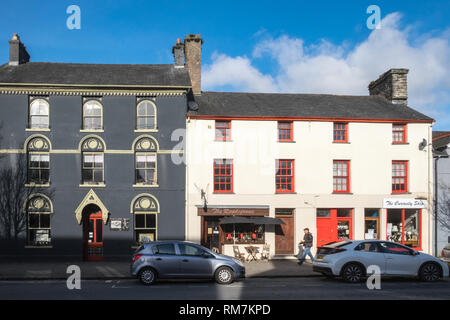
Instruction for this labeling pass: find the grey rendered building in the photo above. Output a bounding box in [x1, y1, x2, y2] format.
[433, 131, 450, 255]
[0, 34, 200, 260]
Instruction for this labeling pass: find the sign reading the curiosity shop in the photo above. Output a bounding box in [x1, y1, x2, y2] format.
[383, 198, 428, 209]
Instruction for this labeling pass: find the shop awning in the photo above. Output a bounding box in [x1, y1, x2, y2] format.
[220, 216, 285, 225]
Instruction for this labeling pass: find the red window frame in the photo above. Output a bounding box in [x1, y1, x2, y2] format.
[333, 160, 350, 193]
[392, 161, 408, 193]
[333, 122, 348, 142]
[278, 121, 293, 141]
[215, 120, 231, 141]
[386, 209, 422, 250]
[213, 159, 233, 193]
[275, 159, 295, 193]
[392, 124, 407, 143]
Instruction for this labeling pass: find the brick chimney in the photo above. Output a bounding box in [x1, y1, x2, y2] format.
[172, 38, 185, 68]
[184, 34, 203, 95]
[368, 68, 409, 105]
[9, 33, 30, 66]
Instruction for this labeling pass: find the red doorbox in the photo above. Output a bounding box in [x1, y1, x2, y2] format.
[316, 209, 353, 247]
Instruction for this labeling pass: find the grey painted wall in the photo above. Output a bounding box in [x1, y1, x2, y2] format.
[0, 93, 187, 259]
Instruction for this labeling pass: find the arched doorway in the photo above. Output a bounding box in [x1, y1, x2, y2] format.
[82, 204, 104, 261]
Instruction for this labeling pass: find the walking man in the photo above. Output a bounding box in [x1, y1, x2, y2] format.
[298, 228, 314, 265]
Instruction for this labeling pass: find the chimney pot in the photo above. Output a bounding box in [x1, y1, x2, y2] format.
[9, 33, 30, 66]
[184, 34, 203, 95]
[369, 68, 409, 105]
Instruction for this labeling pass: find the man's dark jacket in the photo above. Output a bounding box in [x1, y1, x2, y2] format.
[302, 233, 313, 248]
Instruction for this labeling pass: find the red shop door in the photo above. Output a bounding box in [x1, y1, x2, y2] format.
[83, 210, 104, 261]
[316, 209, 353, 247]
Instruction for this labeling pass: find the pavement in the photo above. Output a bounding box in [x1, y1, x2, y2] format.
[0, 259, 316, 280]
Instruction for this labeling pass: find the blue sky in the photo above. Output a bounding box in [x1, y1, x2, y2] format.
[1, 0, 449, 129]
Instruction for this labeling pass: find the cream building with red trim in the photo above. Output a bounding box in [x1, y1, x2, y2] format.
[185, 67, 435, 259]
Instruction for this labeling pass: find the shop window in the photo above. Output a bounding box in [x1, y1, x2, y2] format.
[392, 124, 407, 143]
[29, 98, 49, 129]
[337, 209, 351, 217]
[387, 209, 421, 249]
[364, 209, 380, 240]
[333, 122, 348, 142]
[278, 121, 293, 141]
[392, 161, 408, 193]
[276, 159, 294, 193]
[214, 159, 233, 193]
[136, 100, 157, 130]
[26, 136, 51, 185]
[215, 120, 231, 141]
[26, 195, 53, 246]
[333, 160, 350, 193]
[82, 100, 103, 130]
[132, 194, 159, 245]
[222, 224, 265, 244]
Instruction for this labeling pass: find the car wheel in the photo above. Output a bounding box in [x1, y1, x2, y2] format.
[215, 267, 234, 285]
[420, 263, 441, 282]
[342, 263, 364, 283]
[139, 268, 157, 285]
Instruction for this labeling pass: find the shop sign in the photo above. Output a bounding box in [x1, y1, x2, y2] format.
[198, 207, 269, 216]
[110, 218, 130, 231]
[382, 198, 428, 209]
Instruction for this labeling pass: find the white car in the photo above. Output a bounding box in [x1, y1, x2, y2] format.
[313, 240, 449, 283]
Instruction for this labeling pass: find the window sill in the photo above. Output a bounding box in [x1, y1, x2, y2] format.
[25, 183, 51, 187]
[26, 128, 51, 132]
[275, 192, 297, 194]
[332, 192, 353, 195]
[80, 129, 104, 133]
[391, 192, 411, 195]
[278, 140, 296, 143]
[333, 141, 350, 144]
[133, 184, 159, 188]
[134, 129, 158, 133]
[392, 142, 409, 145]
[214, 139, 233, 142]
[79, 183, 106, 188]
[25, 245, 53, 249]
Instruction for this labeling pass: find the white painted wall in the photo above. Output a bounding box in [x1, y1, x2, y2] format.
[186, 119, 434, 255]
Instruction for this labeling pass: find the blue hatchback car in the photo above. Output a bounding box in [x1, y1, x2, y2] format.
[131, 241, 246, 285]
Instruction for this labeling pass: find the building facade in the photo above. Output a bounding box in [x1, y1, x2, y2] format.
[0, 34, 195, 260]
[433, 131, 450, 255]
[186, 62, 435, 257]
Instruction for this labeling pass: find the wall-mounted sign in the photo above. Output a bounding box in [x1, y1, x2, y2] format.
[110, 218, 130, 231]
[383, 198, 428, 209]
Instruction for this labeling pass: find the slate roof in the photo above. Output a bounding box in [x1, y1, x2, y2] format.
[433, 131, 450, 151]
[0, 62, 191, 88]
[189, 91, 433, 122]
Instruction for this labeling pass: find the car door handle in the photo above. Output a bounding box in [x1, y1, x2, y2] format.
[182, 259, 189, 262]
[156, 258, 162, 261]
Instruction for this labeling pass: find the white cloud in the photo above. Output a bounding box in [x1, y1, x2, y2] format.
[202, 13, 450, 126]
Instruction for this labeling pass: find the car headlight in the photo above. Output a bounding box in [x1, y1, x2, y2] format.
[232, 258, 244, 267]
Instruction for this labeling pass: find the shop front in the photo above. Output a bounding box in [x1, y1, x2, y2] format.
[316, 208, 353, 247]
[383, 198, 427, 250]
[198, 206, 270, 257]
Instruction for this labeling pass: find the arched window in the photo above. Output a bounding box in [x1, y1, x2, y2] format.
[136, 100, 156, 130]
[26, 136, 50, 185]
[29, 99, 49, 129]
[131, 194, 159, 244]
[26, 195, 53, 246]
[80, 136, 105, 185]
[83, 100, 103, 130]
[134, 136, 158, 186]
